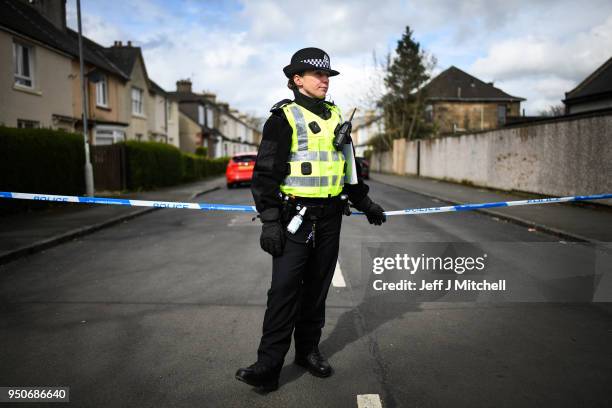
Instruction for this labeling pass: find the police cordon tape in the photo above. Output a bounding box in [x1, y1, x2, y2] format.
[1, 191, 612, 216]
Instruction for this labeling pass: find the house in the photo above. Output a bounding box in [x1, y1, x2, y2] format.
[170, 79, 259, 157]
[170, 79, 218, 155]
[563, 56, 612, 114]
[422, 66, 525, 135]
[0, 0, 128, 137]
[351, 110, 383, 157]
[218, 104, 259, 157]
[149, 80, 179, 148]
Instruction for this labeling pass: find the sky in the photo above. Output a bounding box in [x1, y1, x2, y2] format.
[66, 0, 612, 119]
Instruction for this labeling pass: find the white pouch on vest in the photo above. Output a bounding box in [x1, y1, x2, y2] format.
[343, 140, 358, 185]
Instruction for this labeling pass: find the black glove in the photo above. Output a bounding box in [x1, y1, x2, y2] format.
[259, 208, 285, 256]
[353, 196, 386, 226]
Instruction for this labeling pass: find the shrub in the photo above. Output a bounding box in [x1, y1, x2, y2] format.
[0, 126, 86, 214]
[120, 140, 183, 190]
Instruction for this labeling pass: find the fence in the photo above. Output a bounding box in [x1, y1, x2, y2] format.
[91, 144, 126, 191]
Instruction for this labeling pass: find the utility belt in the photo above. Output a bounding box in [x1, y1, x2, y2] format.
[279, 193, 350, 247]
[280, 193, 349, 222]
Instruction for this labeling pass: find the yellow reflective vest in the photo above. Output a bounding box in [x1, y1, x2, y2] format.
[280, 102, 346, 198]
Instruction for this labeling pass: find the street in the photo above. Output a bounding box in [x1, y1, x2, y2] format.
[1, 180, 611, 408]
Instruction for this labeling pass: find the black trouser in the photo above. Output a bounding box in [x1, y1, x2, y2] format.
[257, 210, 343, 367]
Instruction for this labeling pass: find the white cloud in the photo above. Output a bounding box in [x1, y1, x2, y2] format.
[66, 0, 612, 117]
[469, 14, 612, 113]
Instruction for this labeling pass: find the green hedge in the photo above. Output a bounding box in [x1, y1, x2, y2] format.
[121, 141, 228, 189]
[121, 140, 183, 189]
[0, 126, 86, 194]
[0, 126, 86, 214]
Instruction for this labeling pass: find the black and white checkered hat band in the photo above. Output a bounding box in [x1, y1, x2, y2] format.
[301, 58, 331, 69]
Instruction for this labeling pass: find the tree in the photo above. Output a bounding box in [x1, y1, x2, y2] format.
[539, 104, 565, 117]
[377, 26, 435, 147]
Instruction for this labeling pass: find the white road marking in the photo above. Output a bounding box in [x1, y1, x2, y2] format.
[357, 394, 383, 408]
[332, 260, 346, 287]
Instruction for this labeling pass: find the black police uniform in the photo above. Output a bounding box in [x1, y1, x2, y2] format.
[252, 90, 371, 368]
[236, 47, 385, 392]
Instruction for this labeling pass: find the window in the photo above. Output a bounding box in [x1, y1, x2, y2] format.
[424, 104, 433, 123]
[497, 105, 507, 126]
[206, 106, 214, 128]
[17, 119, 40, 128]
[95, 127, 125, 145]
[13, 42, 34, 88]
[96, 75, 108, 107]
[198, 105, 204, 125]
[132, 87, 143, 115]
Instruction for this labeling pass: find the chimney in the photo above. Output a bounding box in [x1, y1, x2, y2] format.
[176, 79, 192, 93]
[127, 41, 132, 47]
[202, 92, 216, 103]
[488, 82, 494, 86]
[112, 40, 123, 47]
[25, 0, 67, 31]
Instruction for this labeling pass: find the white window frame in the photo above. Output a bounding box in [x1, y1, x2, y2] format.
[17, 119, 40, 129]
[198, 105, 205, 125]
[132, 87, 144, 115]
[13, 41, 34, 88]
[94, 126, 125, 145]
[96, 75, 108, 107]
[206, 106, 214, 128]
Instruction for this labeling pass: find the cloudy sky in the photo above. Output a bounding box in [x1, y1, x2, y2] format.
[67, 0, 612, 118]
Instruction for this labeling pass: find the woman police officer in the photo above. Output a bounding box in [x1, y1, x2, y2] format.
[235, 47, 386, 392]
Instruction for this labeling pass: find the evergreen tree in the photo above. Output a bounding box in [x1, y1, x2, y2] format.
[378, 26, 435, 145]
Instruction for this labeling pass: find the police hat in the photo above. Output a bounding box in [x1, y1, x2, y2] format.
[283, 47, 340, 78]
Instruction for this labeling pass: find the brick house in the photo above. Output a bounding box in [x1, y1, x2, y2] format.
[423, 66, 525, 135]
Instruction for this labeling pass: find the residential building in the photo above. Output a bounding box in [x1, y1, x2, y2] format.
[170, 80, 258, 157]
[352, 110, 383, 157]
[563, 56, 612, 114]
[178, 110, 202, 154]
[422, 66, 525, 135]
[0, 0, 128, 136]
[148, 80, 179, 148]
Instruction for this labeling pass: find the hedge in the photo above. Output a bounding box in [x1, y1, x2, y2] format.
[0, 126, 86, 194]
[120, 141, 228, 189]
[0, 129, 229, 214]
[0, 126, 86, 214]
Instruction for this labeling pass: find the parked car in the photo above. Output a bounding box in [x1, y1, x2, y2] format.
[355, 157, 370, 179]
[226, 152, 257, 188]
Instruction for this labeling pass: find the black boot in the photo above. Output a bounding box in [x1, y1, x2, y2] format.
[294, 347, 333, 378]
[235, 361, 281, 392]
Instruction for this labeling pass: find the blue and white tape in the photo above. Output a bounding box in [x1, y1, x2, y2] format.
[1, 191, 611, 216]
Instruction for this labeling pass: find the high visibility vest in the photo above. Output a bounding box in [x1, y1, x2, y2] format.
[280, 102, 346, 198]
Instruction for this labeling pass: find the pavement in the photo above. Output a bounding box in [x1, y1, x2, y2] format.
[371, 172, 612, 243]
[0, 177, 226, 264]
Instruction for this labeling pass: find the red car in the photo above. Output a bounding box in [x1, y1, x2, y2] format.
[226, 152, 257, 188]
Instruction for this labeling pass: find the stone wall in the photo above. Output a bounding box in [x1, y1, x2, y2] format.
[373, 111, 612, 206]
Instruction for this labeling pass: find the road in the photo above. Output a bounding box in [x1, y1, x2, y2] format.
[1, 180, 611, 407]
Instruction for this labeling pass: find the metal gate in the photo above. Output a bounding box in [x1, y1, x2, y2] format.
[91, 144, 126, 191]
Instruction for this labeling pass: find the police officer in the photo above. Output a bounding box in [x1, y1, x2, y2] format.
[235, 47, 386, 392]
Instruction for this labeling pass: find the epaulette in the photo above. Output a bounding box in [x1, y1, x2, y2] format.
[270, 99, 292, 113]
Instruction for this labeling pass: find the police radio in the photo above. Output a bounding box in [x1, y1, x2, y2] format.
[332, 108, 357, 151]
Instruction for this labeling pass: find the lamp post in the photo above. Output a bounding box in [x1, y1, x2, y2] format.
[76, 0, 95, 196]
